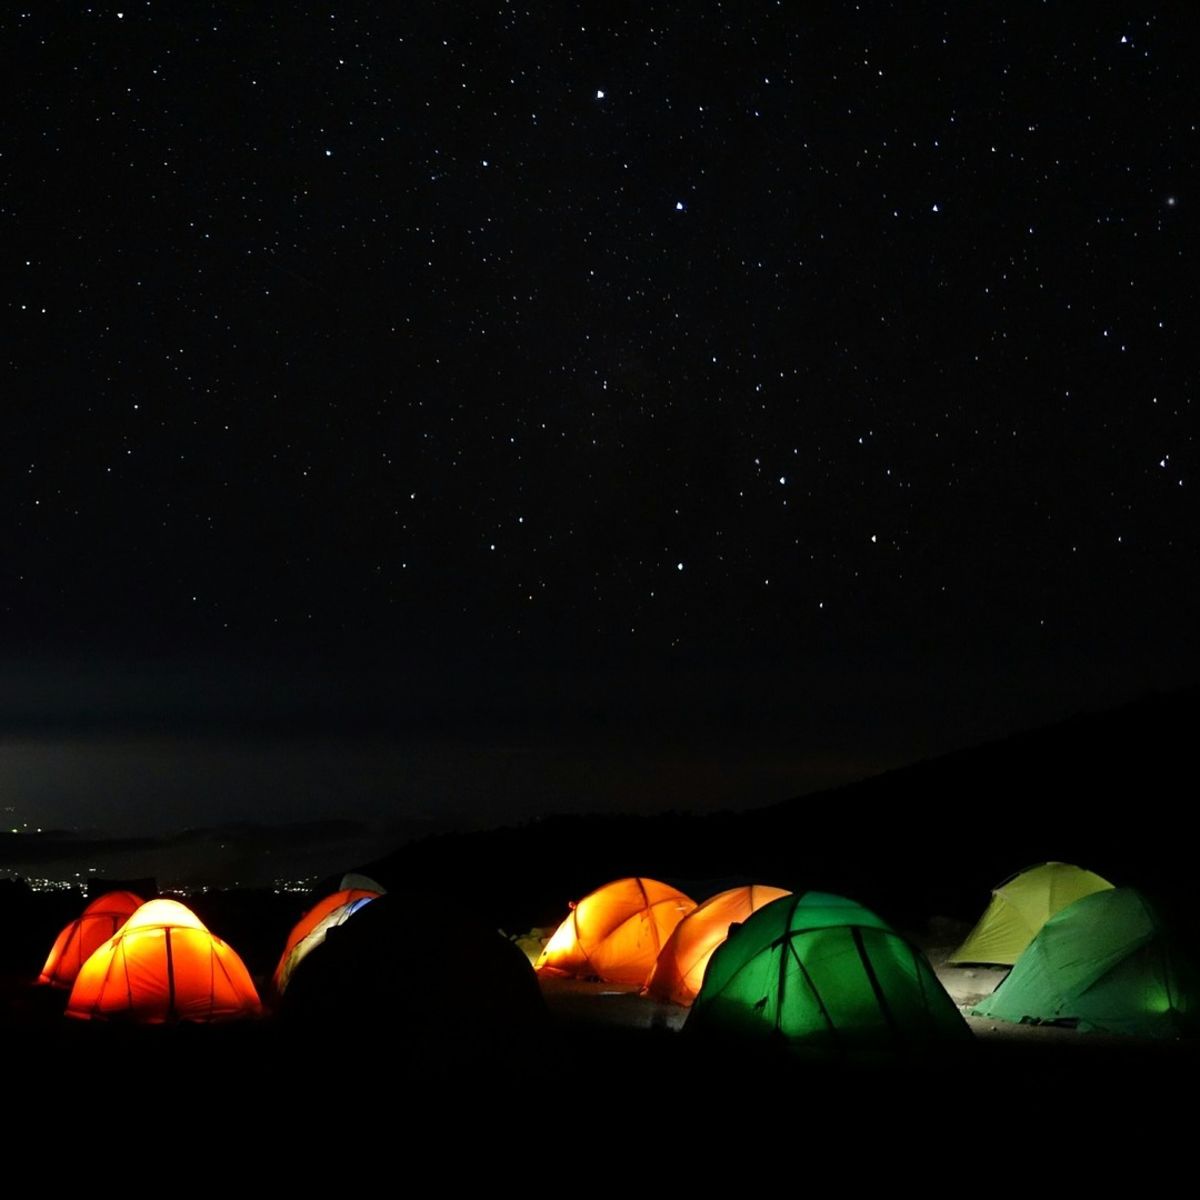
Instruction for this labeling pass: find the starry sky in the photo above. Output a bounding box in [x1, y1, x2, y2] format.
[4, 5, 1197, 830]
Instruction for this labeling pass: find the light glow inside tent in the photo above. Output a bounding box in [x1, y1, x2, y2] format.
[949, 862, 1113, 966]
[643, 884, 791, 1006]
[38, 890, 144, 989]
[536, 877, 696, 987]
[66, 898, 261, 1023]
[687, 891, 971, 1051]
[971, 887, 1200, 1037]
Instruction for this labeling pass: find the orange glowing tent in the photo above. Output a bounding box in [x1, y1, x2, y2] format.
[66, 898, 261, 1023]
[38, 890, 145, 989]
[535, 877, 697, 986]
[272, 886, 381, 997]
[643, 883, 791, 1006]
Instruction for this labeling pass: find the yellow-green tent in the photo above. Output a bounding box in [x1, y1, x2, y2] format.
[948, 862, 1113, 966]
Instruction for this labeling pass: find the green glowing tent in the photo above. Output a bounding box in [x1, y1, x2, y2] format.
[972, 887, 1200, 1038]
[948, 862, 1114, 966]
[686, 891, 970, 1051]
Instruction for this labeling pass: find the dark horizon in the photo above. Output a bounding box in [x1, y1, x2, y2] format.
[3, 680, 1195, 894]
[1, 648, 1192, 838]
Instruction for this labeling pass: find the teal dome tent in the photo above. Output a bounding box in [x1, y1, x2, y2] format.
[686, 891, 969, 1052]
[972, 887, 1200, 1038]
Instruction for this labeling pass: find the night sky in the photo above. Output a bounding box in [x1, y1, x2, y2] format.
[4, 5, 1197, 833]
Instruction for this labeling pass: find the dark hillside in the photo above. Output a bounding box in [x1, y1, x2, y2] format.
[364, 688, 1198, 933]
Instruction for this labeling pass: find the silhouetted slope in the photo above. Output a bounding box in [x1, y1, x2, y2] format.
[363, 687, 1199, 932]
[749, 685, 1197, 923]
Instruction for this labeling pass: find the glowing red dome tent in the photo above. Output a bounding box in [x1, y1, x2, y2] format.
[38, 890, 145, 989]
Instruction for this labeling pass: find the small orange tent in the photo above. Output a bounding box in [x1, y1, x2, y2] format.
[535, 877, 696, 986]
[643, 883, 791, 1006]
[66, 898, 261, 1023]
[38, 890, 145, 989]
[272, 886, 381, 997]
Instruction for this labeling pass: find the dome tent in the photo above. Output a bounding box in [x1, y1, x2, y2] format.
[686, 891, 970, 1052]
[38, 890, 144, 989]
[272, 886, 381, 998]
[972, 887, 1200, 1037]
[280, 893, 546, 1037]
[66, 898, 261, 1023]
[339, 872, 386, 893]
[949, 862, 1113, 965]
[535, 877, 696, 987]
[643, 884, 790, 1006]
[511, 927, 554, 966]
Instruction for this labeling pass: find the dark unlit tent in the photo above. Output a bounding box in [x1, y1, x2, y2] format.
[280, 893, 547, 1036]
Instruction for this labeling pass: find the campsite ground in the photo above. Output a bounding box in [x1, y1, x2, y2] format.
[531, 952, 1157, 1047]
[4, 891, 1198, 1176]
[525, 925, 1082, 1039]
[4, 964, 1198, 1178]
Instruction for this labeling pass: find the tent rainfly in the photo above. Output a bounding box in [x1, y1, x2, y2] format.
[949, 862, 1114, 966]
[686, 891, 970, 1052]
[66, 898, 261, 1023]
[535, 877, 696, 987]
[643, 884, 791, 1006]
[38, 890, 145, 989]
[279, 894, 547, 1034]
[972, 887, 1200, 1038]
[272, 887, 381, 997]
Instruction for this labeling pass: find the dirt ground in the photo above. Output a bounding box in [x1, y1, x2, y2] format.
[4, 958, 1198, 1180]
[537, 937, 1197, 1056]
[5, 906, 1198, 1179]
